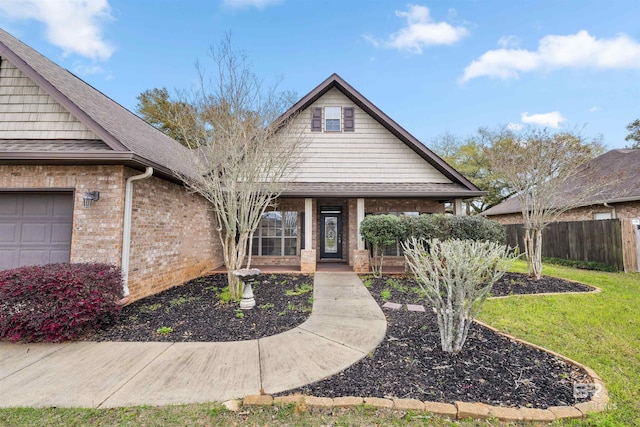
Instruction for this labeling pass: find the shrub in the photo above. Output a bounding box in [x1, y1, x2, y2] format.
[542, 257, 618, 272]
[403, 238, 514, 353]
[0, 263, 123, 343]
[409, 214, 505, 244]
[360, 214, 402, 277]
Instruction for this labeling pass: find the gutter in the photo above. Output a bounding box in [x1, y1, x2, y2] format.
[121, 167, 153, 298]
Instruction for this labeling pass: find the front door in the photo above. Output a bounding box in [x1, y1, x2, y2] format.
[320, 208, 342, 259]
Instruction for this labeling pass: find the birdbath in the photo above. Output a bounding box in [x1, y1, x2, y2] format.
[233, 268, 261, 310]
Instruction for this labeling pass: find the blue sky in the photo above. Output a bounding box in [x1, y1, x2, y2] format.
[1, 0, 639, 149]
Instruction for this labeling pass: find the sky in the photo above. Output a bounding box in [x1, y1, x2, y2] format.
[1, 0, 639, 149]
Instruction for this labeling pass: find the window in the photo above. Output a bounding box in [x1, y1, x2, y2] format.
[325, 106, 341, 131]
[593, 211, 612, 220]
[251, 211, 298, 256]
[310, 106, 355, 132]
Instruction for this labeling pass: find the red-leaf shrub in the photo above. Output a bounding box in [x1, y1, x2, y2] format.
[0, 263, 123, 342]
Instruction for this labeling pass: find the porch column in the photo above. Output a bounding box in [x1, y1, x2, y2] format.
[357, 198, 365, 250]
[305, 198, 313, 249]
[353, 197, 370, 273]
[453, 199, 466, 216]
[300, 198, 316, 273]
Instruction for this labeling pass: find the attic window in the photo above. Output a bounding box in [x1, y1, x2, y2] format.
[325, 106, 341, 131]
[311, 106, 355, 132]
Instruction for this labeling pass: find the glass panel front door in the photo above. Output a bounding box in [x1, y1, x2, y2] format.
[320, 210, 342, 259]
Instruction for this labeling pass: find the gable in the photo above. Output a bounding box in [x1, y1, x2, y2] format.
[292, 88, 451, 184]
[0, 59, 99, 140]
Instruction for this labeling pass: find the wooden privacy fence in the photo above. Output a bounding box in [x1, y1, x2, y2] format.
[504, 219, 640, 272]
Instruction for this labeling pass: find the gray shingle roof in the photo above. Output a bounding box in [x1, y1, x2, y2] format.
[0, 140, 111, 151]
[0, 28, 193, 179]
[482, 149, 640, 216]
[281, 182, 485, 197]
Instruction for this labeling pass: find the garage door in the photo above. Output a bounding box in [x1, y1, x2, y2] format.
[0, 192, 74, 271]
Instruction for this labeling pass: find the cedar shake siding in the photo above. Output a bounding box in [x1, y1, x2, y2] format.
[0, 61, 98, 140]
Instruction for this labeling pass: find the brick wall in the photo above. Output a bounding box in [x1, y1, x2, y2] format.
[126, 168, 224, 301]
[0, 164, 126, 265]
[488, 201, 640, 225]
[0, 164, 226, 302]
[364, 198, 445, 215]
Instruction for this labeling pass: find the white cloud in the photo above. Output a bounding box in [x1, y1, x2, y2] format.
[521, 111, 566, 128]
[462, 30, 640, 82]
[0, 0, 114, 61]
[507, 122, 523, 131]
[366, 4, 468, 54]
[497, 35, 520, 48]
[223, 0, 282, 9]
[589, 105, 600, 113]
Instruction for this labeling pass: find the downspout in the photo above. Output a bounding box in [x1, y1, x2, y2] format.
[604, 202, 616, 219]
[121, 167, 153, 297]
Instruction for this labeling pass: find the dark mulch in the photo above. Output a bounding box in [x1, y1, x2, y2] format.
[282, 274, 595, 408]
[85, 273, 313, 342]
[491, 272, 595, 296]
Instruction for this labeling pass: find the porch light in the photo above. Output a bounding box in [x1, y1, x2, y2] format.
[82, 190, 100, 208]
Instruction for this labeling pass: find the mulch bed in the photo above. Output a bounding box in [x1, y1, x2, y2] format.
[88, 270, 596, 408]
[86, 273, 313, 342]
[491, 272, 594, 296]
[281, 273, 595, 408]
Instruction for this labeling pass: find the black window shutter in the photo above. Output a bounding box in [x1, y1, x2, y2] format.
[311, 107, 322, 131]
[343, 107, 355, 132]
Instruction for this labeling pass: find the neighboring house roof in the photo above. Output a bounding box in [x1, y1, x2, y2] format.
[482, 149, 640, 216]
[0, 28, 192, 181]
[278, 73, 485, 198]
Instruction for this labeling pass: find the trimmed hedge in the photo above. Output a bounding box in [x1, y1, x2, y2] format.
[542, 257, 618, 272]
[360, 213, 506, 248]
[0, 263, 123, 343]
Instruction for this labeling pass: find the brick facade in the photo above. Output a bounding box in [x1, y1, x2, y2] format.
[0, 164, 225, 302]
[126, 168, 224, 301]
[488, 201, 640, 225]
[0, 164, 126, 266]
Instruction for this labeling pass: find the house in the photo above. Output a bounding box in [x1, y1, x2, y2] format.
[482, 149, 640, 224]
[0, 29, 483, 301]
[482, 149, 640, 271]
[0, 28, 223, 301]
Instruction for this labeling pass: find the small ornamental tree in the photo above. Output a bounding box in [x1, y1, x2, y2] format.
[403, 238, 514, 353]
[359, 214, 401, 277]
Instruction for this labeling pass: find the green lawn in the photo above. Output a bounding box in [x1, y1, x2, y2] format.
[1, 260, 638, 426]
[479, 260, 640, 426]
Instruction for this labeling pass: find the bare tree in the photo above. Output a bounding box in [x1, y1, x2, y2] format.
[168, 35, 307, 299]
[485, 127, 604, 279]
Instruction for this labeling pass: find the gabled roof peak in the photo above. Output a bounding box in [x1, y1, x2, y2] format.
[282, 73, 481, 192]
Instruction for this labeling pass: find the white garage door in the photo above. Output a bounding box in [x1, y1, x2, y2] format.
[0, 192, 74, 271]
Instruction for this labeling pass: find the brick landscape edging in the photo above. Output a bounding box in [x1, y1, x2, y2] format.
[235, 324, 609, 422]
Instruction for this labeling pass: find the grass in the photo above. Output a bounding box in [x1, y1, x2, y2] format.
[1, 261, 638, 426]
[0, 404, 493, 426]
[479, 260, 640, 426]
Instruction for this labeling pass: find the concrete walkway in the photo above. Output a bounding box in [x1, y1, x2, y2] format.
[0, 272, 386, 408]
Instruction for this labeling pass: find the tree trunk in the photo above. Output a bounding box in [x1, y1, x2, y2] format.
[523, 227, 543, 279]
[531, 228, 543, 279]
